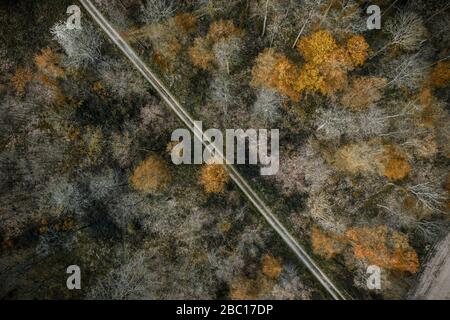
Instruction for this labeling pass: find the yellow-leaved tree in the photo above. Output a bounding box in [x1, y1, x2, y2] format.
[346, 35, 370, 67]
[296, 30, 369, 97]
[199, 161, 229, 193]
[251, 30, 370, 100]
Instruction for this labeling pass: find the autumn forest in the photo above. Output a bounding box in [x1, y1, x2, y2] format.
[0, 0, 449, 300]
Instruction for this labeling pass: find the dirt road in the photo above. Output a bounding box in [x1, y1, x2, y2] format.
[412, 232, 450, 300]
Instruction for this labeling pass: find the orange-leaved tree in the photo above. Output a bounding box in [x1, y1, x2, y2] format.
[34, 48, 65, 78]
[206, 19, 243, 43]
[31, 48, 67, 105]
[189, 19, 243, 70]
[426, 60, 450, 89]
[311, 225, 420, 273]
[229, 274, 272, 300]
[376, 145, 411, 181]
[251, 48, 302, 101]
[311, 227, 345, 259]
[11, 68, 32, 95]
[261, 254, 283, 279]
[129, 155, 172, 193]
[340, 76, 387, 111]
[189, 37, 215, 70]
[174, 12, 197, 33]
[345, 225, 419, 273]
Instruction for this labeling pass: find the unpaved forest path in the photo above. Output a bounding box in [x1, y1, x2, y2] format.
[412, 232, 450, 300]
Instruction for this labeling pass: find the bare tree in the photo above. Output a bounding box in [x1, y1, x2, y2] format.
[250, 0, 291, 46]
[407, 182, 447, 214]
[385, 11, 428, 52]
[274, 140, 333, 195]
[88, 168, 120, 201]
[315, 104, 389, 143]
[88, 251, 156, 300]
[320, 0, 366, 37]
[266, 264, 312, 300]
[212, 37, 243, 74]
[209, 74, 240, 117]
[111, 130, 134, 168]
[175, 208, 212, 252]
[291, 0, 327, 48]
[377, 192, 446, 244]
[195, 0, 242, 18]
[236, 224, 269, 258]
[93, 0, 130, 31]
[139, 198, 185, 237]
[105, 192, 145, 231]
[99, 59, 147, 98]
[0, 47, 13, 75]
[45, 177, 86, 216]
[51, 21, 103, 68]
[306, 192, 347, 234]
[383, 52, 428, 89]
[140, 0, 176, 24]
[208, 249, 245, 283]
[252, 88, 282, 124]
